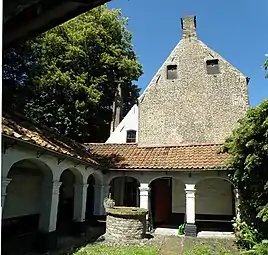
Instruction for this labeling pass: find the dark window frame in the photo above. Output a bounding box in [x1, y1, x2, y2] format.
[167, 65, 178, 80]
[126, 130, 136, 143]
[206, 59, 220, 74]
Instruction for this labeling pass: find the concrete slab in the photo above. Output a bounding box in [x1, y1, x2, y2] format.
[154, 228, 234, 239]
[154, 228, 183, 236]
[197, 231, 235, 238]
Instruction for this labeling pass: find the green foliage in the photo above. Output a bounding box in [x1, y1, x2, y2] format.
[232, 218, 259, 250]
[241, 242, 268, 255]
[3, 5, 142, 142]
[222, 99, 268, 238]
[71, 244, 157, 255]
[257, 202, 268, 222]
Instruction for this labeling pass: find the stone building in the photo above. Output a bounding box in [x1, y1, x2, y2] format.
[1, 15, 249, 253]
[103, 15, 249, 236]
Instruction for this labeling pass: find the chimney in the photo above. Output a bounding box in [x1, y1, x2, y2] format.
[181, 15, 197, 39]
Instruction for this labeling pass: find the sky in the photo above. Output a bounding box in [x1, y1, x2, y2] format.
[108, 0, 268, 106]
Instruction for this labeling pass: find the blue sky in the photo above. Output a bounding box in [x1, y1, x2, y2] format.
[108, 0, 268, 106]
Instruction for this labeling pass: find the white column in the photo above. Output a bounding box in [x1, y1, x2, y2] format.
[184, 183, 197, 236]
[93, 185, 102, 215]
[185, 184, 196, 224]
[39, 180, 62, 232]
[73, 183, 88, 222]
[1, 178, 12, 208]
[139, 183, 150, 211]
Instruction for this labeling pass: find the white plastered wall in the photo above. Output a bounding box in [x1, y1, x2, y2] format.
[196, 178, 233, 215]
[104, 170, 234, 217]
[106, 104, 138, 144]
[3, 172, 43, 219]
[1, 143, 104, 228]
[172, 179, 185, 213]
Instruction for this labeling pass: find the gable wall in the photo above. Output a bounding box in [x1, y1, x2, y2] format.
[138, 38, 249, 147]
[106, 104, 138, 144]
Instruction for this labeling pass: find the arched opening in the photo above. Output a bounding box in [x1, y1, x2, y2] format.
[110, 176, 140, 207]
[2, 159, 53, 253]
[85, 175, 95, 223]
[149, 177, 185, 229]
[56, 168, 82, 235]
[195, 178, 235, 232]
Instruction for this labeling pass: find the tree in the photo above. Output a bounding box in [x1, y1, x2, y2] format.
[3, 5, 142, 142]
[222, 99, 268, 237]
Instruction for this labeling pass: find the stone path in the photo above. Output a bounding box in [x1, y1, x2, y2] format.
[158, 236, 184, 255]
[157, 235, 238, 255]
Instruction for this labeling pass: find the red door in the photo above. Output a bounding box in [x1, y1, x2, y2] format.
[153, 178, 172, 224]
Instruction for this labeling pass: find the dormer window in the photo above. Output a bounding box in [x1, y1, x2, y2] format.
[126, 130, 136, 143]
[206, 59, 220, 74]
[167, 65, 178, 80]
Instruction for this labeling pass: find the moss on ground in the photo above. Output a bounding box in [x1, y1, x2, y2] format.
[182, 237, 240, 255]
[71, 244, 157, 255]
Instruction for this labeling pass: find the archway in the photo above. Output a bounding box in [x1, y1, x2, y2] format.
[110, 176, 140, 207]
[149, 177, 185, 228]
[195, 178, 235, 232]
[85, 175, 95, 223]
[56, 168, 82, 235]
[2, 159, 53, 253]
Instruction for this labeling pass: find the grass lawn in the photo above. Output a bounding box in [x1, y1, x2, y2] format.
[54, 237, 239, 255]
[71, 244, 158, 255]
[182, 238, 240, 255]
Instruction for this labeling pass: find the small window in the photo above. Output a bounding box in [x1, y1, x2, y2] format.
[206, 59, 220, 74]
[126, 130, 136, 143]
[167, 65, 178, 80]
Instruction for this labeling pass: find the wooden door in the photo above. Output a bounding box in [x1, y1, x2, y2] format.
[153, 178, 172, 225]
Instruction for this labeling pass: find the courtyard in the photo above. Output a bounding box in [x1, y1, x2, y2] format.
[42, 236, 239, 255]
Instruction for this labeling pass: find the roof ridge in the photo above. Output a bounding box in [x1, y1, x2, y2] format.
[88, 142, 223, 148]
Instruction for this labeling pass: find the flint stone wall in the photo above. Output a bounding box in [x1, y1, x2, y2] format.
[105, 207, 147, 241]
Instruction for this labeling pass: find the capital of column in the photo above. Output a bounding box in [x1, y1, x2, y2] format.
[2, 178, 12, 196]
[139, 186, 150, 195]
[185, 184, 195, 191]
[2, 178, 12, 188]
[74, 183, 89, 189]
[52, 181, 62, 195]
[185, 184, 196, 197]
[102, 184, 111, 191]
[93, 184, 103, 189]
[44, 180, 62, 195]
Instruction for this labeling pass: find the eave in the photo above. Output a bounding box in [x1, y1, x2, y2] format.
[4, 0, 110, 48]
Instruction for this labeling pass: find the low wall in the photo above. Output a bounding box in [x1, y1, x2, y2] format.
[105, 207, 147, 241]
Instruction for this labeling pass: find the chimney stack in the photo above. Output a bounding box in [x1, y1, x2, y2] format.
[181, 15, 197, 39]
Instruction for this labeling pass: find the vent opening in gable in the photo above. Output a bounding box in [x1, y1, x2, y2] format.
[167, 65, 178, 80]
[206, 59, 220, 74]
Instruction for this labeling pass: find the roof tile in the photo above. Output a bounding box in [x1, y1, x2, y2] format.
[87, 143, 230, 170]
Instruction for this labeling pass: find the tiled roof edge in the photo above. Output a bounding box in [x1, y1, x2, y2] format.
[86, 142, 224, 148]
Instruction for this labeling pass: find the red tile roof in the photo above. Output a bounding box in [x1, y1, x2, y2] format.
[2, 113, 230, 171]
[87, 143, 230, 170]
[2, 113, 99, 166]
